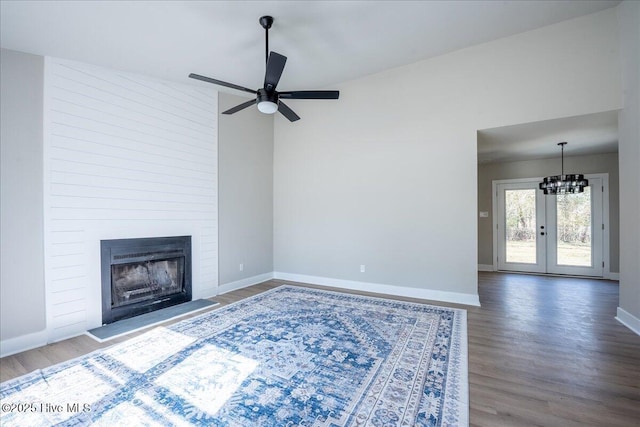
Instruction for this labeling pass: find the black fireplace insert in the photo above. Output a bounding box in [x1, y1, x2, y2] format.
[100, 236, 192, 324]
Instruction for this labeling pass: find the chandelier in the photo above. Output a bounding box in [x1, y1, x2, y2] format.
[539, 142, 589, 195]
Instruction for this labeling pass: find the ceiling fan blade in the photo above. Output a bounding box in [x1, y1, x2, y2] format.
[264, 52, 287, 91]
[189, 73, 256, 95]
[277, 101, 300, 122]
[222, 99, 257, 115]
[279, 90, 340, 99]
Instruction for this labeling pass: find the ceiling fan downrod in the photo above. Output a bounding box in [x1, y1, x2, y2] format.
[259, 15, 274, 65]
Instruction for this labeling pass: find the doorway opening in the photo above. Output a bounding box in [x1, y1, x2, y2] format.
[493, 176, 607, 277]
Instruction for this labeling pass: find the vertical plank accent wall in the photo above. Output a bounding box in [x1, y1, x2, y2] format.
[43, 58, 218, 341]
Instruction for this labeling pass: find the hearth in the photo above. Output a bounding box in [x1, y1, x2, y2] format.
[100, 236, 192, 324]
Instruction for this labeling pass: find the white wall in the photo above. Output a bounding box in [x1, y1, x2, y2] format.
[616, 0, 640, 333]
[273, 9, 621, 305]
[218, 92, 274, 291]
[1, 49, 46, 342]
[42, 58, 218, 342]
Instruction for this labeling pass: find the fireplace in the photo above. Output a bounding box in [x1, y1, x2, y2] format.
[100, 236, 192, 324]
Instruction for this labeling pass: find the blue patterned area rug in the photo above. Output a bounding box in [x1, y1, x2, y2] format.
[0, 286, 468, 426]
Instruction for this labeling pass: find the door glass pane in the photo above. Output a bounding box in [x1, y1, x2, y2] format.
[505, 189, 537, 264]
[556, 187, 592, 266]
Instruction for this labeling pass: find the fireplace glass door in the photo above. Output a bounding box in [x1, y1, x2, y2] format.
[111, 257, 184, 308]
[101, 235, 192, 324]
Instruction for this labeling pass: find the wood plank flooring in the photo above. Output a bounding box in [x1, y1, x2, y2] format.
[1, 272, 639, 426]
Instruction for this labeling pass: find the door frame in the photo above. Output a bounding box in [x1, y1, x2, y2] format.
[491, 174, 611, 278]
[546, 177, 603, 276]
[495, 181, 546, 273]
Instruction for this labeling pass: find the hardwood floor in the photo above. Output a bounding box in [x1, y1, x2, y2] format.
[468, 273, 639, 426]
[1, 272, 639, 426]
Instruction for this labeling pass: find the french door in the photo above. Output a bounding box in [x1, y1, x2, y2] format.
[495, 177, 603, 277]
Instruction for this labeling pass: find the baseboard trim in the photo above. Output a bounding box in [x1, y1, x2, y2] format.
[218, 272, 275, 295]
[0, 329, 48, 358]
[1, 271, 481, 357]
[607, 272, 620, 281]
[478, 264, 494, 272]
[273, 272, 480, 307]
[616, 307, 640, 336]
[195, 286, 218, 301]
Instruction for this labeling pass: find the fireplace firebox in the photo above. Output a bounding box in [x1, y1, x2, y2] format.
[100, 236, 192, 324]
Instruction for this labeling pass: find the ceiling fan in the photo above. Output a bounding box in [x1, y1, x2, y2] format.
[189, 16, 339, 122]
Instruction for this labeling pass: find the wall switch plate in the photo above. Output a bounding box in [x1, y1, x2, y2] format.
[239, 263, 244, 272]
[360, 265, 366, 273]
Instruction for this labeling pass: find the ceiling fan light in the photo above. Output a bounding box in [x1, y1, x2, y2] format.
[257, 100, 278, 114]
[257, 88, 278, 114]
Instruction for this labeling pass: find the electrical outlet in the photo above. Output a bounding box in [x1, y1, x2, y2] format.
[360, 265, 366, 273]
[239, 263, 244, 272]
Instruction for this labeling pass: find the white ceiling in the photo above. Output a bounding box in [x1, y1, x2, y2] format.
[1, 0, 620, 91]
[477, 111, 619, 164]
[1, 1, 621, 162]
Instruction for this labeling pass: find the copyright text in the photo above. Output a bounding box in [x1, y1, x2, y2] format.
[1, 402, 91, 413]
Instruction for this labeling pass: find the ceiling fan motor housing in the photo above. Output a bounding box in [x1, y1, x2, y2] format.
[257, 88, 278, 114]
